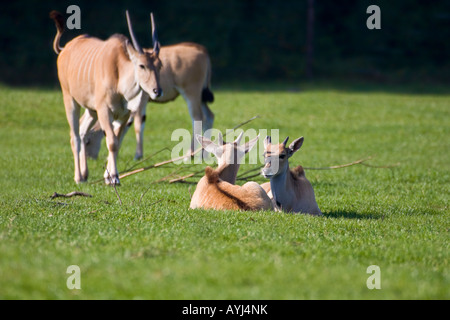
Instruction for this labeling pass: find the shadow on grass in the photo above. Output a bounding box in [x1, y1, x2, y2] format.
[323, 210, 382, 220]
[215, 78, 450, 95]
[3, 78, 450, 96]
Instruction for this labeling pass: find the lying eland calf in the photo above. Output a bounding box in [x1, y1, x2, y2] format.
[261, 136, 322, 216]
[190, 133, 273, 211]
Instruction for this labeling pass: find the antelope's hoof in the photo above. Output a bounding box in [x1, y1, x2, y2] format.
[74, 177, 88, 184]
[105, 175, 120, 186]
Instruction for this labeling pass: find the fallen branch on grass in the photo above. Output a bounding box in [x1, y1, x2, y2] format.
[230, 115, 260, 130]
[303, 156, 374, 170]
[50, 191, 92, 199]
[170, 156, 401, 184]
[122, 147, 171, 173]
[118, 147, 202, 181]
[304, 156, 400, 170]
[105, 167, 123, 205]
[117, 114, 261, 181]
[168, 168, 206, 184]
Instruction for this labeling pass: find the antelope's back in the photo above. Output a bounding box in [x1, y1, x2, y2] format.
[56, 35, 126, 108]
[159, 43, 210, 85]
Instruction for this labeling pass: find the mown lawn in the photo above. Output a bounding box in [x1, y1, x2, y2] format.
[0, 83, 448, 299]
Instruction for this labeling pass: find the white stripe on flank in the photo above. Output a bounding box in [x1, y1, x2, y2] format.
[80, 46, 96, 83]
[92, 43, 106, 85]
[76, 47, 84, 84]
[76, 46, 85, 84]
[83, 46, 95, 82]
[87, 45, 100, 84]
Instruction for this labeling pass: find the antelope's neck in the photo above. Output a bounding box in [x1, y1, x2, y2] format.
[216, 163, 240, 184]
[269, 166, 291, 205]
[118, 58, 141, 101]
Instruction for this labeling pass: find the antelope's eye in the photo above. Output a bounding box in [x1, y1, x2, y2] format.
[139, 64, 145, 69]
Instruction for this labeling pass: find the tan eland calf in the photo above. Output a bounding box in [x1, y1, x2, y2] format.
[190, 133, 273, 211]
[261, 136, 322, 216]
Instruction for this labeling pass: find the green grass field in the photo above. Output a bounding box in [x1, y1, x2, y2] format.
[0, 83, 448, 299]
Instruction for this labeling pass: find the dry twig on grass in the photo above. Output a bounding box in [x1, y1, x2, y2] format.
[122, 147, 171, 173]
[116, 114, 261, 181]
[168, 168, 206, 184]
[105, 167, 123, 205]
[50, 191, 93, 199]
[304, 156, 400, 170]
[172, 156, 401, 184]
[303, 156, 374, 170]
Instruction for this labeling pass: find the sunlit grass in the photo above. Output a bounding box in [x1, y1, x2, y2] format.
[0, 84, 448, 299]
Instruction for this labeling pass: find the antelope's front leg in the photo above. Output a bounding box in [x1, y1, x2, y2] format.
[107, 113, 131, 185]
[97, 107, 121, 185]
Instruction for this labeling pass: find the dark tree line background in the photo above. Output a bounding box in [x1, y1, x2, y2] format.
[0, 0, 449, 86]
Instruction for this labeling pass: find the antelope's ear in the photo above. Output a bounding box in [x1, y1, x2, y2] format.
[234, 131, 244, 145]
[217, 132, 224, 145]
[264, 136, 271, 149]
[125, 40, 138, 62]
[288, 136, 304, 156]
[196, 134, 220, 156]
[243, 134, 259, 154]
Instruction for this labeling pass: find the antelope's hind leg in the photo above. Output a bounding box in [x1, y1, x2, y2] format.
[201, 102, 214, 135]
[79, 109, 98, 181]
[131, 97, 148, 160]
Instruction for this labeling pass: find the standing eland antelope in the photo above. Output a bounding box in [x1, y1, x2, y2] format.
[261, 136, 322, 216]
[81, 41, 214, 161]
[190, 133, 273, 211]
[50, 10, 162, 185]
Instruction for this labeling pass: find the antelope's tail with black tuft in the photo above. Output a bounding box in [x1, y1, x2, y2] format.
[202, 87, 214, 103]
[49, 10, 65, 54]
[201, 56, 214, 103]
